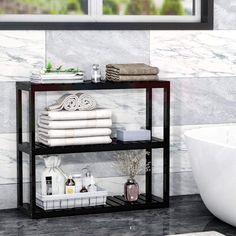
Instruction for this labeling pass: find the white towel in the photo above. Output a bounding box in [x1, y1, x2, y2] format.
[38, 135, 112, 147]
[47, 93, 96, 111]
[38, 128, 112, 138]
[47, 93, 79, 111]
[38, 119, 112, 129]
[76, 93, 96, 111]
[39, 109, 112, 121]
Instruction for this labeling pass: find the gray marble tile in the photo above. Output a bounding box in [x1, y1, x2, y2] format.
[0, 184, 17, 209]
[46, 31, 150, 78]
[153, 77, 236, 126]
[214, 0, 236, 30]
[0, 82, 47, 133]
[0, 31, 45, 81]
[2, 195, 236, 236]
[150, 31, 236, 79]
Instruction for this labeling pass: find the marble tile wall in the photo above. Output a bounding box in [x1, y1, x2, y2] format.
[0, 31, 45, 82]
[46, 31, 150, 78]
[0, 0, 236, 209]
[150, 31, 236, 79]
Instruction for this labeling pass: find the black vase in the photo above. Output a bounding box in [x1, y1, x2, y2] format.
[124, 178, 139, 202]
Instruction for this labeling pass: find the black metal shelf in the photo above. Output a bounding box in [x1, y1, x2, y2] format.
[18, 137, 165, 155]
[16, 80, 170, 92]
[20, 194, 166, 219]
[16, 80, 170, 219]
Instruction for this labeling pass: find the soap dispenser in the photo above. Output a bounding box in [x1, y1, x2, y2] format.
[88, 176, 97, 192]
[81, 167, 92, 189]
[84, 170, 91, 189]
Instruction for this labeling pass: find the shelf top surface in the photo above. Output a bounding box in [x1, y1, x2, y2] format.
[19, 137, 165, 155]
[16, 80, 170, 91]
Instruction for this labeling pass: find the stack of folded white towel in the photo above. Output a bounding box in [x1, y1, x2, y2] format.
[37, 93, 112, 147]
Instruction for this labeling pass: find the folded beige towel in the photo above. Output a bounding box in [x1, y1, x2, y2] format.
[106, 74, 159, 82]
[40, 109, 112, 121]
[38, 127, 112, 138]
[106, 63, 159, 75]
[38, 118, 112, 129]
[38, 135, 112, 147]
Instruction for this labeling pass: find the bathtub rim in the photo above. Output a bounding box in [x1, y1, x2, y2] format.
[184, 125, 236, 150]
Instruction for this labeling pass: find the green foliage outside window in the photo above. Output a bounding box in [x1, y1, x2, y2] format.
[160, 0, 186, 15]
[0, 0, 187, 16]
[125, 0, 159, 15]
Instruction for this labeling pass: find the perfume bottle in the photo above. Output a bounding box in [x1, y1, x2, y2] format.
[65, 175, 75, 194]
[91, 64, 101, 83]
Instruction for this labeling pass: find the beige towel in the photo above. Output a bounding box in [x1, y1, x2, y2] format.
[106, 74, 159, 82]
[38, 135, 112, 147]
[40, 109, 112, 121]
[38, 118, 112, 129]
[38, 127, 112, 138]
[106, 63, 159, 75]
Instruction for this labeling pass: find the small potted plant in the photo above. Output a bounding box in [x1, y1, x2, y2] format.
[115, 150, 149, 202]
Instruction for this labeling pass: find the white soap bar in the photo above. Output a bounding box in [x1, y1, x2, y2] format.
[117, 129, 151, 142]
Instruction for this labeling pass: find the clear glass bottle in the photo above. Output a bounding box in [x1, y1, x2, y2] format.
[72, 174, 82, 193]
[91, 64, 102, 83]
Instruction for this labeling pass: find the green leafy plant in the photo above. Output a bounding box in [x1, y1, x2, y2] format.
[44, 62, 81, 73]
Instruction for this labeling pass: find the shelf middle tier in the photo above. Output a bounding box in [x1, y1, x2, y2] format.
[18, 137, 165, 155]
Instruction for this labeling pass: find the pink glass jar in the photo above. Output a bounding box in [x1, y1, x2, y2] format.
[124, 178, 139, 202]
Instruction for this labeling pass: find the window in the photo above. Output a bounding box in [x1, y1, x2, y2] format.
[0, 0, 213, 30]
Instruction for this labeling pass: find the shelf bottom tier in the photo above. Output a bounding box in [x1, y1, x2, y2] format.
[19, 194, 168, 219]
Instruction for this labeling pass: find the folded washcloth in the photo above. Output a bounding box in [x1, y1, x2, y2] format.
[106, 74, 159, 82]
[47, 93, 96, 111]
[38, 135, 112, 147]
[38, 128, 112, 138]
[106, 63, 159, 75]
[38, 118, 112, 129]
[39, 109, 112, 121]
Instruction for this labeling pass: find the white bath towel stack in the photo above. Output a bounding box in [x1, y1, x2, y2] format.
[37, 109, 113, 147]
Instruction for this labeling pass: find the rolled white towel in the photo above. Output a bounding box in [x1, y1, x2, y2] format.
[47, 93, 97, 111]
[76, 93, 96, 111]
[38, 118, 112, 129]
[47, 93, 79, 111]
[38, 128, 112, 138]
[38, 135, 112, 147]
[39, 109, 112, 121]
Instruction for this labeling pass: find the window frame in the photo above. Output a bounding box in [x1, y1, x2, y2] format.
[0, 0, 213, 30]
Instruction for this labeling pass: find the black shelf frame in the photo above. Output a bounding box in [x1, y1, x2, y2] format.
[16, 80, 170, 219]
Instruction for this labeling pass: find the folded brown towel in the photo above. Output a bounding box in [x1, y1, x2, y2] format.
[106, 75, 159, 82]
[106, 63, 159, 75]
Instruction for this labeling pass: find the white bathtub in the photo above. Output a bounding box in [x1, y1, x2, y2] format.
[185, 125, 236, 226]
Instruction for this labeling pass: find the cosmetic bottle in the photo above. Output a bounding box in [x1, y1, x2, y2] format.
[65, 175, 75, 194]
[72, 174, 82, 193]
[80, 186, 88, 193]
[88, 176, 97, 192]
[83, 170, 92, 189]
[46, 176, 52, 195]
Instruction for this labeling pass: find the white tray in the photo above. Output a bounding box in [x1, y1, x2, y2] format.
[36, 188, 107, 210]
